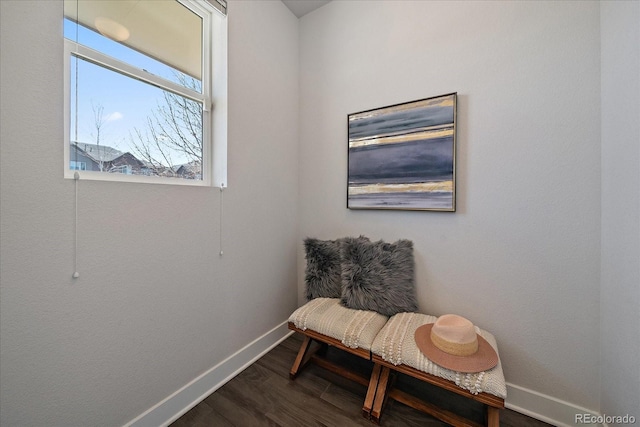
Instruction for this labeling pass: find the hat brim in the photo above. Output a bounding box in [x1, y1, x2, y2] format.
[414, 323, 498, 373]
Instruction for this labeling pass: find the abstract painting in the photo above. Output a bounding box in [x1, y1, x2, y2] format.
[347, 93, 457, 211]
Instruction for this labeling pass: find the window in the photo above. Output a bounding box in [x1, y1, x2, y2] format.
[64, 0, 227, 186]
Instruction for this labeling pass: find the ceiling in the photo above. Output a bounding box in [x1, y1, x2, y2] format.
[281, 0, 331, 18]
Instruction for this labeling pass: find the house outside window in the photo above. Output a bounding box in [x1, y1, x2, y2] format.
[63, 0, 227, 186]
[70, 160, 87, 171]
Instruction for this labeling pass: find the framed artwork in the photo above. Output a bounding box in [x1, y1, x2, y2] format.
[347, 93, 457, 211]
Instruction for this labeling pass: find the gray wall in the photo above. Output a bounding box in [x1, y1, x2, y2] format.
[298, 0, 602, 411]
[0, 0, 299, 426]
[600, 0, 640, 419]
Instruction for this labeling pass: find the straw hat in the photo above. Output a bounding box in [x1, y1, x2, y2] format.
[414, 314, 498, 373]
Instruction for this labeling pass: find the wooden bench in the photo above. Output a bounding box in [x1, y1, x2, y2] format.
[288, 323, 383, 417]
[370, 355, 504, 426]
[287, 298, 389, 418]
[369, 312, 506, 426]
[288, 299, 507, 426]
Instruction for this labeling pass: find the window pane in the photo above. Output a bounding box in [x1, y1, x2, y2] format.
[69, 56, 203, 180]
[64, 0, 203, 91]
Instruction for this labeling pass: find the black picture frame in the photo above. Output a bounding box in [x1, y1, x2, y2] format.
[347, 93, 457, 211]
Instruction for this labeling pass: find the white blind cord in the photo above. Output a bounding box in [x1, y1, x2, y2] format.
[219, 184, 224, 256]
[73, 172, 80, 278]
[72, 9, 80, 279]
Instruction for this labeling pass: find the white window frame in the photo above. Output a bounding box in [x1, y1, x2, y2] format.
[63, 0, 227, 187]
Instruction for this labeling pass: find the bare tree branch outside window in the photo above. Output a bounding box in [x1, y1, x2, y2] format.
[129, 73, 203, 179]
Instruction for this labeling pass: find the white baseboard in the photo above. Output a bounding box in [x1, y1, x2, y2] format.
[123, 321, 293, 427]
[506, 383, 603, 427]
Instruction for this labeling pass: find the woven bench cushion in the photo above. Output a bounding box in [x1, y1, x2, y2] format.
[371, 312, 507, 398]
[289, 298, 388, 350]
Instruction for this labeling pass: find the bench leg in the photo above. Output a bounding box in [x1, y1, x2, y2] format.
[370, 365, 391, 424]
[363, 363, 382, 418]
[289, 335, 312, 380]
[486, 406, 500, 427]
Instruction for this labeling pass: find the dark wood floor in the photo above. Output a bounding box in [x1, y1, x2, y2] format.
[171, 333, 553, 427]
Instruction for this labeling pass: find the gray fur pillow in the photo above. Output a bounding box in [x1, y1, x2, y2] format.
[304, 238, 343, 300]
[339, 238, 417, 316]
[304, 236, 370, 300]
